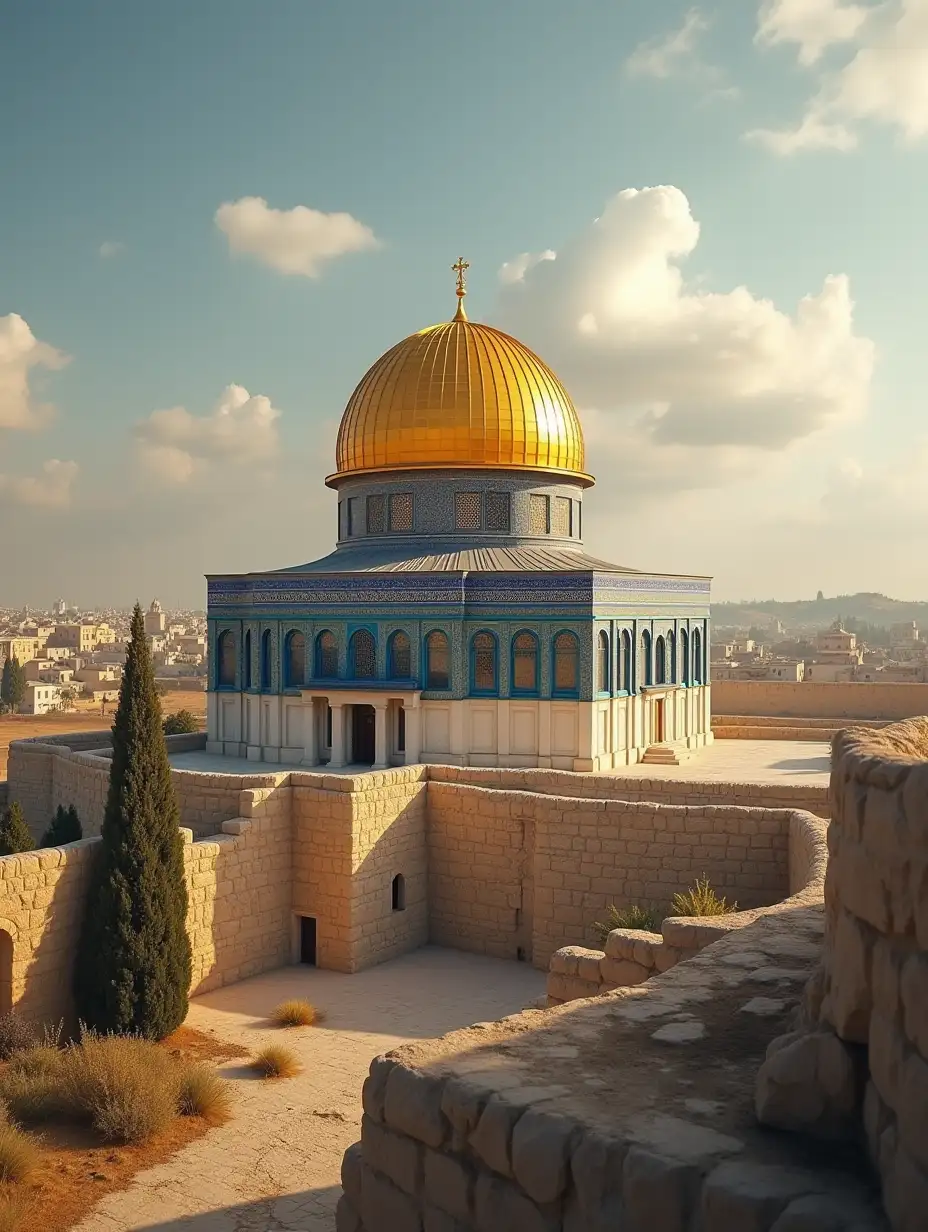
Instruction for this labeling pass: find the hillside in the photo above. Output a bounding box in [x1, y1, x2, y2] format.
[713, 593, 928, 633]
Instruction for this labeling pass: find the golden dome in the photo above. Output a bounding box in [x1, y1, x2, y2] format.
[328, 269, 591, 487]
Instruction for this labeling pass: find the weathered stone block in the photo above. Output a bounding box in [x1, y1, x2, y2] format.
[897, 1049, 928, 1172]
[869, 1011, 908, 1113]
[569, 1128, 626, 1221]
[599, 957, 649, 987]
[360, 1163, 423, 1232]
[335, 1193, 363, 1232]
[511, 1109, 574, 1204]
[469, 1094, 521, 1177]
[441, 1077, 493, 1153]
[882, 1144, 928, 1232]
[822, 909, 874, 1044]
[423, 1149, 472, 1221]
[770, 1191, 886, 1232]
[362, 1115, 422, 1195]
[423, 1204, 468, 1232]
[622, 1146, 701, 1232]
[384, 1066, 447, 1149]
[341, 1141, 363, 1208]
[702, 1161, 820, 1232]
[363, 1055, 397, 1124]
[474, 1172, 559, 1232]
[900, 951, 928, 1058]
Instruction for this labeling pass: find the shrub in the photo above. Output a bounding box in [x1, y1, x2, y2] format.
[250, 1045, 302, 1079]
[177, 1064, 232, 1125]
[0, 805, 33, 858]
[162, 709, 200, 736]
[75, 603, 192, 1039]
[0, 1015, 35, 1062]
[670, 876, 737, 918]
[272, 999, 320, 1028]
[64, 1032, 178, 1144]
[0, 1124, 39, 1184]
[40, 804, 83, 847]
[592, 903, 662, 944]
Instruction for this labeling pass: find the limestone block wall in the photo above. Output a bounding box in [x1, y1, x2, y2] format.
[712, 679, 928, 721]
[292, 778, 356, 973]
[547, 809, 829, 1003]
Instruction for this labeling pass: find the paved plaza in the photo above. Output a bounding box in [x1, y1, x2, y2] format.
[170, 738, 832, 788]
[74, 948, 545, 1232]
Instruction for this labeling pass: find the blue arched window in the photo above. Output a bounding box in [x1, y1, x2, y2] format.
[425, 631, 450, 690]
[552, 631, 579, 696]
[470, 631, 499, 695]
[618, 629, 632, 693]
[260, 630, 272, 691]
[667, 630, 676, 684]
[511, 631, 539, 695]
[693, 628, 703, 684]
[284, 630, 306, 688]
[217, 630, 236, 689]
[315, 630, 338, 678]
[680, 628, 690, 685]
[243, 630, 252, 690]
[640, 629, 652, 688]
[388, 630, 411, 679]
[597, 629, 610, 693]
[349, 629, 376, 680]
[655, 636, 666, 685]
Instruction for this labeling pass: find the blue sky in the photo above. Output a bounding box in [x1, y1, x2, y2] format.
[2, 0, 926, 606]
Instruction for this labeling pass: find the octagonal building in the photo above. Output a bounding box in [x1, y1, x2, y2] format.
[205, 268, 711, 771]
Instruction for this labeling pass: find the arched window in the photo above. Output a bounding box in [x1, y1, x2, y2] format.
[425, 631, 450, 689]
[392, 873, 406, 912]
[471, 631, 498, 694]
[618, 629, 632, 693]
[693, 629, 702, 684]
[597, 630, 610, 693]
[217, 630, 236, 689]
[315, 630, 338, 678]
[553, 631, 579, 695]
[667, 630, 676, 684]
[243, 630, 252, 690]
[284, 630, 306, 688]
[259, 630, 272, 691]
[349, 629, 376, 679]
[640, 629, 652, 688]
[655, 636, 666, 685]
[680, 628, 690, 685]
[511, 631, 539, 694]
[388, 631, 411, 679]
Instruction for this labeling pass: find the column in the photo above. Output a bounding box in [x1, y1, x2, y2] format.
[373, 698, 389, 770]
[301, 698, 320, 767]
[329, 700, 346, 769]
[404, 702, 422, 765]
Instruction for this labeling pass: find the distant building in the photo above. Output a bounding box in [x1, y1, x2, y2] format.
[19, 682, 63, 715]
[0, 637, 39, 666]
[144, 600, 166, 636]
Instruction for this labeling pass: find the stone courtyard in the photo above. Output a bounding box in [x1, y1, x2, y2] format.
[74, 948, 544, 1232]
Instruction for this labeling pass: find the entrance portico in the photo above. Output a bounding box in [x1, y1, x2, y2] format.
[297, 687, 422, 770]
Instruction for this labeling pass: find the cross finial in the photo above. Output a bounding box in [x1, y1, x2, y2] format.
[452, 256, 470, 320]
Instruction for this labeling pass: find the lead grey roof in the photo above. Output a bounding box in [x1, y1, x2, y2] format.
[273, 543, 639, 575]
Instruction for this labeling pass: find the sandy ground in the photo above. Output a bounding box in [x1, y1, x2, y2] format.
[0, 691, 206, 778]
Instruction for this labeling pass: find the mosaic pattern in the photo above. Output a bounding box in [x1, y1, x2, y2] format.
[553, 631, 579, 693]
[472, 632, 497, 692]
[455, 491, 482, 530]
[485, 491, 511, 532]
[316, 630, 338, 677]
[426, 630, 450, 689]
[388, 630, 411, 677]
[512, 631, 539, 693]
[349, 628, 377, 679]
[366, 494, 386, 535]
[552, 496, 571, 537]
[389, 492, 413, 532]
[530, 494, 548, 535]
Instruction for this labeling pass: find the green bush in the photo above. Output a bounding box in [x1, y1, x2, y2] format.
[592, 903, 663, 944]
[40, 804, 83, 847]
[162, 709, 200, 736]
[0, 805, 33, 858]
[670, 876, 738, 918]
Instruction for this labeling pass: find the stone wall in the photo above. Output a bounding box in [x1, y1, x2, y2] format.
[755, 719, 928, 1232]
[712, 680, 928, 721]
[547, 809, 829, 1003]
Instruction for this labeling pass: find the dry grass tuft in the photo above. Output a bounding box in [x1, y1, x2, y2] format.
[271, 999, 322, 1028]
[0, 1187, 33, 1232]
[592, 903, 662, 944]
[65, 1033, 179, 1144]
[0, 1046, 69, 1123]
[0, 1124, 40, 1184]
[250, 1045, 302, 1080]
[177, 1064, 233, 1125]
[670, 876, 738, 918]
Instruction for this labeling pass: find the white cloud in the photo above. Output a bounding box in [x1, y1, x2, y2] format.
[98, 240, 126, 259]
[0, 313, 70, 432]
[626, 8, 713, 79]
[215, 196, 380, 277]
[750, 0, 928, 152]
[0, 459, 78, 508]
[498, 250, 557, 286]
[755, 0, 873, 66]
[494, 186, 875, 499]
[134, 384, 282, 485]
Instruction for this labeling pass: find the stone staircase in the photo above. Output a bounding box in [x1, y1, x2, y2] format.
[640, 743, 688, 766]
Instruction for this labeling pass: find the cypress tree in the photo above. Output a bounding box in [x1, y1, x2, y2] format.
[6, 657, 26, 712]
[74, 603, 191, 1039]
[0, 656, 13, 713]
[41, 804, 83, 847]
[0, 803, 35, 856]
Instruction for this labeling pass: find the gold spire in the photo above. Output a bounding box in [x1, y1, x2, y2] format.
[452, 256, 470, 321]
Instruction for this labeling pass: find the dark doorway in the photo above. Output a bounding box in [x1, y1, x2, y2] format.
[300, 916, 317, 965]
[351, 703, 375, 765]
[654, 698, 665, 743]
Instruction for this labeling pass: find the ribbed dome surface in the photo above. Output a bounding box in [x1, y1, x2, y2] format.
[329, 317, 590, 485]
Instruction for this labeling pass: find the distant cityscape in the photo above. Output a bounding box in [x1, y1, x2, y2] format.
[0, 599, 206, 715]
